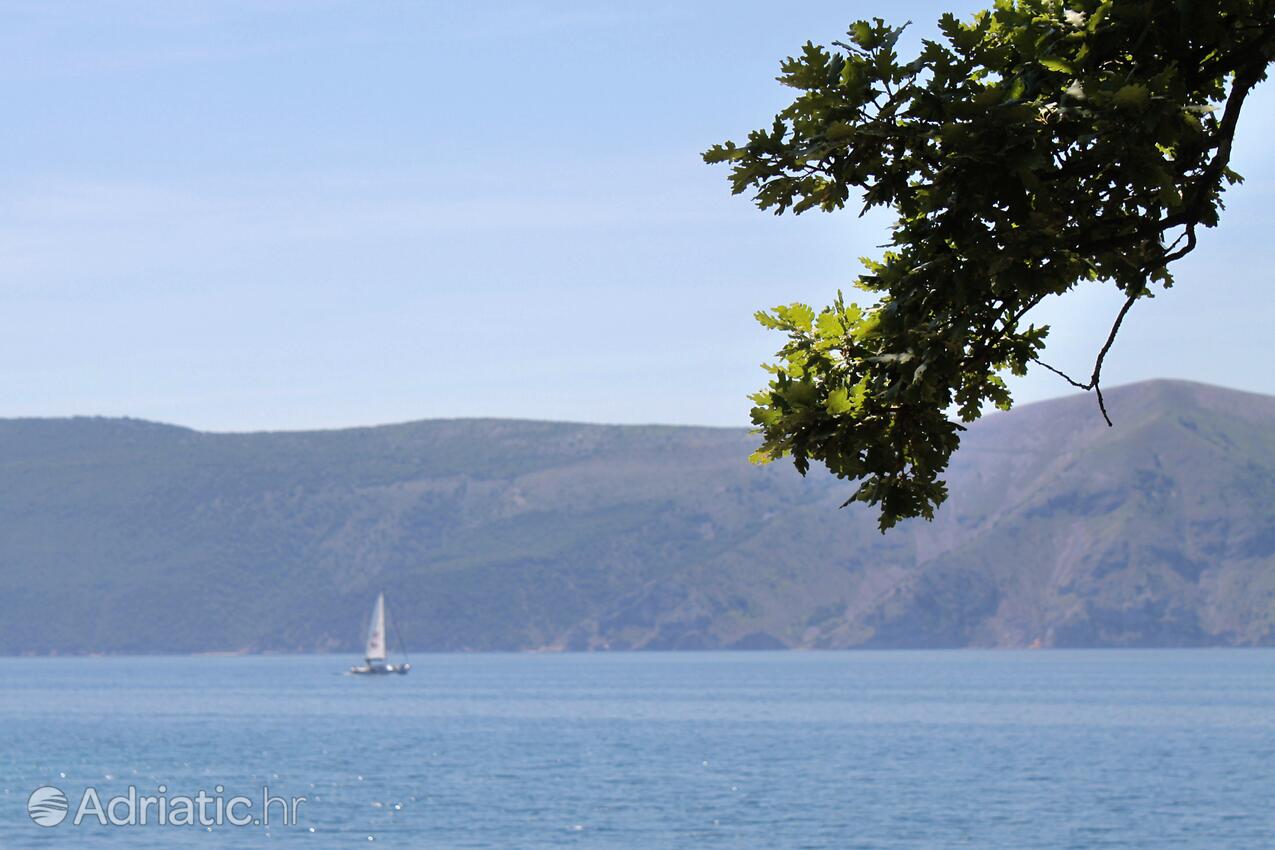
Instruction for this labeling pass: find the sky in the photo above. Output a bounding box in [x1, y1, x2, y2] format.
[2, 0, 1272, 432]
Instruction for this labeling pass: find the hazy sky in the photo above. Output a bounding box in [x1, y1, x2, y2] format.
[2, 0, 1272, 431]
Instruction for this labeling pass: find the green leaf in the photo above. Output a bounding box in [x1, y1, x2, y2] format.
[815, 310, 844, 339]
[848, 377, 869, 412]
[825, 387, 854, 414]
[850, 21, 876, 49]
[1113, 83, 1150, 109]
[748, 448, 776, 465]
[774, 303, 815, 331]
[754, 310, 785, 330]
[783, 380, 818, 408]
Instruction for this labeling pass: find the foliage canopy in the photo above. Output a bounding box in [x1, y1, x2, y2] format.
[706, 0, 1274, 529]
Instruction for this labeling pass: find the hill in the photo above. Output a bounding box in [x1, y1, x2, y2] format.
[2, 379, 1274, 652]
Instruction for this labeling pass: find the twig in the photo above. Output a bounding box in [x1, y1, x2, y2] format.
[1033, 291, 1138, 427]
[1033, 358, 1089, 390]
[1087, 292, 1138, 425]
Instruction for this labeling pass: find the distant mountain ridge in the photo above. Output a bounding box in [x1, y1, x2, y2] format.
[2, 379, 1274, 653]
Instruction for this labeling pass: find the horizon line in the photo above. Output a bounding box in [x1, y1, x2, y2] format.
[0, 377, 1251, 436]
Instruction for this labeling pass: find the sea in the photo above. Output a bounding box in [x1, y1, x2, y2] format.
[1, 650, 1272, 849]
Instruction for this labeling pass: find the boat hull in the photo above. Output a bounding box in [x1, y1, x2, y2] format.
[349, 662, 411, 675]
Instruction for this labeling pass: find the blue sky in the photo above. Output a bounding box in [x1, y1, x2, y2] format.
[2, 0, 1271, 431]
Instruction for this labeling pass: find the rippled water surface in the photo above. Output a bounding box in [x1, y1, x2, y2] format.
[2, 651, 1273, 848]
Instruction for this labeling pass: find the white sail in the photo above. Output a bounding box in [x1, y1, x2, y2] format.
[365, 593, 387, 662]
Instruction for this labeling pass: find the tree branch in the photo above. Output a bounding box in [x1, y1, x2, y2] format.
[1033, 291, 1138, 427]
[1036, 58, 1266, 424]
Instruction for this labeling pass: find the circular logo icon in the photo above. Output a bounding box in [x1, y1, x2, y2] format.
[27, 786, 69, 827]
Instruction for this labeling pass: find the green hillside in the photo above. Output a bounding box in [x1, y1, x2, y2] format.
[2, 380, 1274, 653]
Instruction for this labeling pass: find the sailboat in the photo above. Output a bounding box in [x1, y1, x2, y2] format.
[349, 592, 411, 675]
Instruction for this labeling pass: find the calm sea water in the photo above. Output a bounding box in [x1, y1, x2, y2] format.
[1, 651, 1272, 849]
